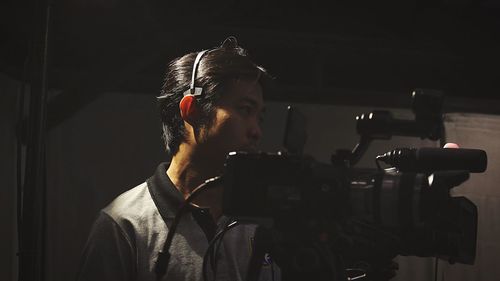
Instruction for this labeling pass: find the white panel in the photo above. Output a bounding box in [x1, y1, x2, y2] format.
[439, 113, 500, 281]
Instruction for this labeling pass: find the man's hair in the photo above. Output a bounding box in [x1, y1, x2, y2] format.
[158, 37, 272, 155]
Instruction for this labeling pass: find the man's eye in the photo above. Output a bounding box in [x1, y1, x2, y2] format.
[239, 105, 252, 115]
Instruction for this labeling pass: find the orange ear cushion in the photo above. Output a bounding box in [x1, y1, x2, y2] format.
[179, 95, 198, 120]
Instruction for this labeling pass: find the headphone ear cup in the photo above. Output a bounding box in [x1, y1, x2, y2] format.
[179, 95, 198, 121]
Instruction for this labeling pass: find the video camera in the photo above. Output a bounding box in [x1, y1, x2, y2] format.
[221, 89, 487, 281]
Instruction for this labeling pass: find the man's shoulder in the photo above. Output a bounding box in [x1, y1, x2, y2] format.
[102, 182, 158, 225]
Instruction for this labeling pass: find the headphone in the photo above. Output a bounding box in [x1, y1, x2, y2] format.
[179, 49, 211, 120]
[157, 37, 239, 121]
[180, 37, 239, 120]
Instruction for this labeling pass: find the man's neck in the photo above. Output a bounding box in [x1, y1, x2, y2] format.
[166, 144, 224, 219]
[167, 155, 209, 193]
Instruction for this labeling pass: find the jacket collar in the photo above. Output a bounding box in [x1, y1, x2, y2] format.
[147, 162, 184, 220]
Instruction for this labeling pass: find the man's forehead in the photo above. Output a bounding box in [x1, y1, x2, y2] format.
[224, 80, 264, 105]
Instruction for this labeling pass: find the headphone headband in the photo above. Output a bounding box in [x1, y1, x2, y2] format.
[184, 37, 239, 97]
[157, 36, 239, 100]
[183, 49, 210, 97]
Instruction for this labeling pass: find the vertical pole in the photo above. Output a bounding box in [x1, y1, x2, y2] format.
[18, 0, 51, 279]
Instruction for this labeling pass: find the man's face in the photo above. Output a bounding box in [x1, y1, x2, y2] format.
[198, 79, 264, 163]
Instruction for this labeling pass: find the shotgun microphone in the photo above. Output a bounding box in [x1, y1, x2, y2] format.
[376, 147, 487, 173]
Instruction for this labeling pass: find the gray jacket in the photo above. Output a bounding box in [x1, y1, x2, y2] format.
[77, 162, 280, 281]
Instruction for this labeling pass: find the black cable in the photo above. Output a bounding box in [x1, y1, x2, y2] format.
[202, 247, 211, 281]
[202, 219, 240, 281]
[154, 176, 223, 280]
[211, 220, 239, 271]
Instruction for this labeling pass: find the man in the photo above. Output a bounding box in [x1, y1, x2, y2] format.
[77, 37, 279, 281]
[76, 35, 463, 281]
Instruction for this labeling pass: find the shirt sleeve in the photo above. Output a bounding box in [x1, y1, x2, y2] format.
[76, 211, 136, 281]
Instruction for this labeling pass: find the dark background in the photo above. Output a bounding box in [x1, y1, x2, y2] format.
[1, 0, 500, 109]
[1, 1, 500, 281]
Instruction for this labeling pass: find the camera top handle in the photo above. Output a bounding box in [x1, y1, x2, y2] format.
[338, 89, 445, 166]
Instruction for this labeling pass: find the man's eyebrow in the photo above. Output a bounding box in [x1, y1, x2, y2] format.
[238, 97, 265, 112]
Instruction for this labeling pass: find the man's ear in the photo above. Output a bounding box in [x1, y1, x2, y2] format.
[179, 95, 199, 123]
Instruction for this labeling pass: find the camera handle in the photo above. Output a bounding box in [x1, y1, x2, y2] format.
[335, 89, 446, 167]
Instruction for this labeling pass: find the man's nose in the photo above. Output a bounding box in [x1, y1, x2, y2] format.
[248, 121, 263, 143]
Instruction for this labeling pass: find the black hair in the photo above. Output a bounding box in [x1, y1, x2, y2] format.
[158, 37, 273, 155]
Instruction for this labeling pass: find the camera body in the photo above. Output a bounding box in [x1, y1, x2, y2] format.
[222, 152, 349, 221]
[222, 151, 478, 262]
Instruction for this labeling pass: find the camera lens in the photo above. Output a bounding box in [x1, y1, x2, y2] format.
[350, 168, 427, 229]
